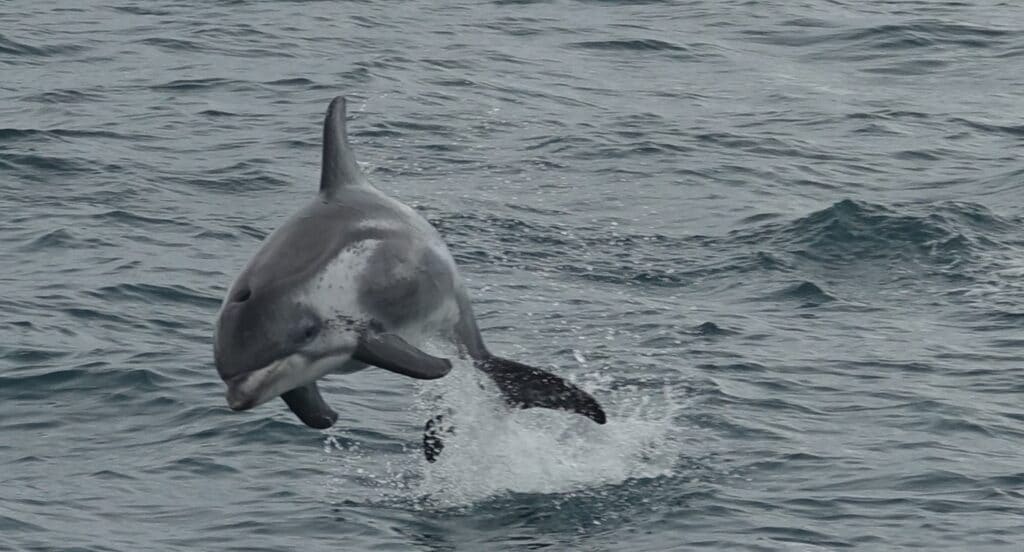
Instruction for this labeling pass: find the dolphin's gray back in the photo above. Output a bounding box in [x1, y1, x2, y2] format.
[234, 189, 388, 295]
[240, 188, 426, 288]
[236, 185, 470, 342]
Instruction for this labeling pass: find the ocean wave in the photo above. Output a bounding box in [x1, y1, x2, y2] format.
[150, 77, 245, 91]
[570, 39, 689, 52]
[429, 199, 1018, 293]
[0, 33, 85, 60]
[0, 152, 91, 174]
[743, 19, 1014, 51]
[21, 89, 103, 104]
[0, 127, 146, 143]
[16, 228, 115, 251]
[85, 283, 221, 309]
[734, 199, 1015, 268]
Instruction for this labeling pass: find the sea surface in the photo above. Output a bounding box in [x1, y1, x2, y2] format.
[2, 1, 1023, 550]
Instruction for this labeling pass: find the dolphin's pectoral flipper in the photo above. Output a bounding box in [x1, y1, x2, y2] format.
[475, 356, 607, 424]
[280, 382, 338, 429]
[354, 333, 453, 380]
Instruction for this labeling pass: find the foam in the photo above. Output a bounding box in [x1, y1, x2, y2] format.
[322, 347, 684, 508]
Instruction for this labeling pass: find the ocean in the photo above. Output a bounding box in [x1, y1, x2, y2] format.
[2, 1, 1023, 550]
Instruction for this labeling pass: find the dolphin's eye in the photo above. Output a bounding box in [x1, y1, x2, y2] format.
[300, 320, 320, 342]
[232, 288, 252, 303]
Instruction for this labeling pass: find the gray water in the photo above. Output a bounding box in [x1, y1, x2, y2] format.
[3, 1, 1024, 550]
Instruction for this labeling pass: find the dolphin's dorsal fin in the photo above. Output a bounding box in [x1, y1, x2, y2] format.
[319, 96, 367, 196]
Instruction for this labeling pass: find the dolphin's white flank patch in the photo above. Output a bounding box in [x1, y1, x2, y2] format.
[307, 239, 380, 328]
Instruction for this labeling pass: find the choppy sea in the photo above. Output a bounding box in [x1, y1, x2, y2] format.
[3, 1, 1023, 550]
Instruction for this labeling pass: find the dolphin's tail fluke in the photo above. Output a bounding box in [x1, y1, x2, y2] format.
[474, 354, 607, 424]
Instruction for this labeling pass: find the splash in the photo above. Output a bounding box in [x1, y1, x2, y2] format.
[317, 338, 689, 507]
[405, 356, 681, 506]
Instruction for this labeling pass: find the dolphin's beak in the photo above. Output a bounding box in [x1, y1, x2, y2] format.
[223, 357, 295, 411]
[225, 377, 260, 411]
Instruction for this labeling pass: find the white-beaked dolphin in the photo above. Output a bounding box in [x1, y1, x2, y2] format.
[213, 97, 605, 460]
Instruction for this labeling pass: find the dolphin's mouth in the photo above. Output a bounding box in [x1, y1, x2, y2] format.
[224, 357, 296, 411]
[223, 353, 349, 412]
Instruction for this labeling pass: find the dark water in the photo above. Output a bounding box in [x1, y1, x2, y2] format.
[3, 1, 1023, 550]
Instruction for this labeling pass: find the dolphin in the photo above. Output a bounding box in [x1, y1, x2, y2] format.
[213, 96, 605, 458]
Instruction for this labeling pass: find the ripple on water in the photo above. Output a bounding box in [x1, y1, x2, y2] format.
[3, 1, 1024, 550]
[85, 283, 221, 309]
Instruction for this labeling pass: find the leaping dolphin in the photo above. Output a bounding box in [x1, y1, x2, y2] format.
[213, 96, 605, 459]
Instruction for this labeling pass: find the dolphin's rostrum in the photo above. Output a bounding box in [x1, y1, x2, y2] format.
[213, 96, 606, 458]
